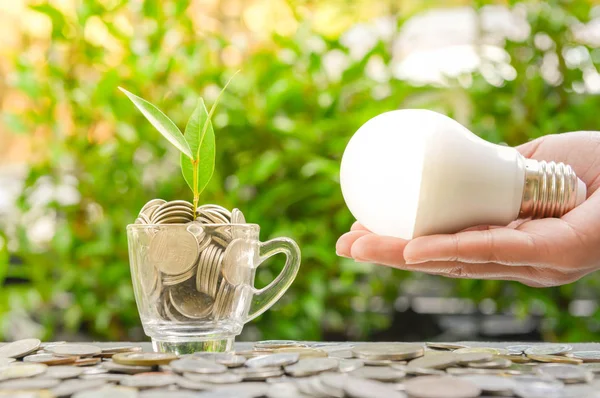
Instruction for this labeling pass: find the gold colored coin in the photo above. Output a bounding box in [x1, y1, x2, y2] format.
[526, 354, 583, 364]
[112, 352, 178, 366]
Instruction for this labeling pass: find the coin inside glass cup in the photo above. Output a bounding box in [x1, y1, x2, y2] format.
[231, 208, 246, 224]
[169, 281, 214, 319]
[140, 260, 159, 298]
[222, 239, 250, 286]
[148, 229, 199, 276]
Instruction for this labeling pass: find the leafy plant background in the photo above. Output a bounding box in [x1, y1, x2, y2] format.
[1, 0, 600, 342]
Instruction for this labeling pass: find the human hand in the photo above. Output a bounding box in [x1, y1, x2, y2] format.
[336, 131, 600, 287]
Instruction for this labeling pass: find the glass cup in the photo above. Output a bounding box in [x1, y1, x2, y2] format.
[126, 223, 301, 354]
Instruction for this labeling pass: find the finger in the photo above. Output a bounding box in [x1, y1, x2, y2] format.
[351, 222, 369, 232]
[336, 230, 371, 258]
[375, 260, 554, 288]
[350, 234, 409, 265]
[403, 227, 549, 266]
[515, 136, 545, 158]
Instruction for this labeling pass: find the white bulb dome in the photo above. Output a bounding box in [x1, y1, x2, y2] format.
[340, 109, 528, 239]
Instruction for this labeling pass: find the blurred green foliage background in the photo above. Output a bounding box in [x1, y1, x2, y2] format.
[1, 0, 600, 342]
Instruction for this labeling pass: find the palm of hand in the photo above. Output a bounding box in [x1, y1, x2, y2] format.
[336, 132, 600, 287]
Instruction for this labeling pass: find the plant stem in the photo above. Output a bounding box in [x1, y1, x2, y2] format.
[192, 159, 199, 219]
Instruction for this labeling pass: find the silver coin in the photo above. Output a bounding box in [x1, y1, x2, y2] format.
[170, 358, 227, 374]
[0, 357, 15, 366]
[525, 344, 572, 356]
[328, 349, 354, 359]
[79, 373, 132, 382]
[536, 363, 593, 383]
[140, 199, 167, 217]
[151, 202, 193, 222]
[0, 363, 47, 379]
[39, 365, 84, 379]
[231, 208, 246, 224]
[101, 361, 153, 374]
[148, 228, 199, 276]
[343, 378, 407, 398]
[152, 204, 194, 219]
[352, 343, 424, 361]
[266, 383, 304, 398]
[0, 338, 41, 358]
[140, 260, 160, 301]
[186, 223, 213, 253]
[582, 363, 600, 373]
[455, 352, 493, 364]
[73, 386, 139, 398]
[454, 347, 508, 355]
[319, 372, 349, 397]
[233, 366, 284, 381]
[407, 353, 457, 369]
[506, 345, 534, 355]
[23, 353, 78, 365]
[183, 372, 244, 384]
[191, 353, 246, 368]
[255, 341, 305, 350]
[338, 358, 364, 372]
[456, 375, 516, 394]
[136, 214, 150, 225]
[140, 204, 162, 220]
[100, 346, 143, 355]
[296, 375, 341, 397]
[349, 366, 406, 382]
[120, 374, 177, 388]
[211, 382, 269, 397]
[163, 297, 188, 322]
[46, 344, 101, 358]
[405, 367, 446, 376]
[570, 351, 600, 362]
[284, 358, 339, 377]
[426, 343, 469, 351]
[0, 377, 60, 390]
[512, 375, 565, 397]
[404, 376, 481, 398]
[363, 359, 395, 366]
[561, 384, 600, 398]
[51, 379, 108, 398]
[141, 390, 199, 398]
[196, 244, 218, 295]
[213, 281, 238, 320]
[467, 357, 512, 369]
[82, 367, 109, 375]
[175, 376, 214, 390]
[207, 246, 224, 298]
[221, 239, 251, 286]
[245, 353, 300, 368]
[169, 281, 213, 319]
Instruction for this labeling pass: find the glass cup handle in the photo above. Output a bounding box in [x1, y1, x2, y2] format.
[244, 237, 301, 322]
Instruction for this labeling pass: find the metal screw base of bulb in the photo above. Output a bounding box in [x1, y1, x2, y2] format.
[519, 159, 579, 219]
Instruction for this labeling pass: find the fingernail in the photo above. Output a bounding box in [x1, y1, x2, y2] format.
[405, 258, 426, 265]
[336, 251, 350, 258]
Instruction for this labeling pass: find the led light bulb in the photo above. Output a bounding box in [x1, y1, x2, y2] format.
[340, 109, 587, 240]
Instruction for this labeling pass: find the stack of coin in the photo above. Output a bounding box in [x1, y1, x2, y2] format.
[135, 199, 249, 324]
[1, 339, 600, 397]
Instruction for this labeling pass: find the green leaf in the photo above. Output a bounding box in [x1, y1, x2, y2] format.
[181, 71, 239, 199]
[118, 87, 192, 159]
[180, 98, 216, 194]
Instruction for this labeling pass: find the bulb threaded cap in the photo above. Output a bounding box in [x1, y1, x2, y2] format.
[519, 159, 586, 219]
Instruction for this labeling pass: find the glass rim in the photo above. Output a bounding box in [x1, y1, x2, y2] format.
[126, 223, 259, 230]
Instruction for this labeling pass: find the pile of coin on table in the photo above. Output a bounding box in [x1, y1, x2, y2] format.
[134, 199, 248, 323]
[1, 339, 600, 397]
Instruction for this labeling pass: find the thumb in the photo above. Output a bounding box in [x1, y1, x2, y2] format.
[515, 136, 546, 158]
